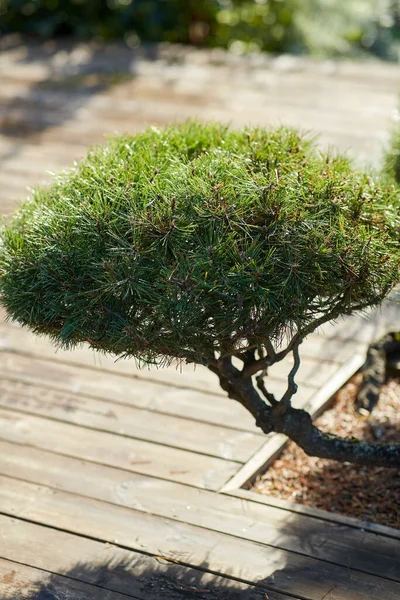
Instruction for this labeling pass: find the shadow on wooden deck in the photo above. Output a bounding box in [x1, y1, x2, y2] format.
[2, 495, 400, 600]
[2, 556, 281, 600]
[0, 38, 160, 164]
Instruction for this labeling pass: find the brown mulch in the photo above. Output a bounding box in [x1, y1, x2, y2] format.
[252, 375, 400, 529]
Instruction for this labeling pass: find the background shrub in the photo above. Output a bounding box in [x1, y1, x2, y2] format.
[383, 117, 400, 185]
[1, 0, 400, 60]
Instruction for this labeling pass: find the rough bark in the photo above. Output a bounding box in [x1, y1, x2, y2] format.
[210, 354, 400, 469]
[257, 402, 400, 468]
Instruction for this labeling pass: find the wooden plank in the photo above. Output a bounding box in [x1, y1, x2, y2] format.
[0, 440, 399, 582]
[286, 333, 366, 364]
[318, 298, 400, 345]
[6, 117, 371, 168]
[0, 172, 54, 196]
[220, 434, 288, 494]
[0, 154, 70, 175]
[0, 120, 144, 149]
[232, 489, 400, 541]
[0, 317, 331, 417]
[0, 78, 392, 163]
[0, 343, 319, 435]
[11, 80, 394, 135]
[0, 350, 261, 431]
[1, 86, 389, 143]
[0, 195, 23, 216]
[220, 352, 366, 491]
[0, 97, 205, 136]
[1, 64, 395, 127]
[0, 318, 368, 421]
[0, 476, 399, 599]
[1, 57, 398, 101]
[0, 319, 320, 402]
[0, 557, 135, 600]
[267, 354, 340, 387]
[0, 519, 293, 600]
[0, 311, 366, 365]
[301, 351, 366, 416]
[0, 309, 379, 402]
[0, 407, 239, 490]
[0, 39, 398, 82]
[0, 378, 263, 462]
[0, 104, 385, 173]
[0, 143, 87, 170]
[318, 314, 381, 344]
[0, 43, 396, 162]
[0, 319, 236, 396]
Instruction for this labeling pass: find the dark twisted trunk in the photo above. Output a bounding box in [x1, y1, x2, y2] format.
[210, 356, 400, 469]
[256, 402, 400, 468]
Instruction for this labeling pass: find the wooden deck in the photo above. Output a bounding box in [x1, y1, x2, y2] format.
[0, 37, 400, 599]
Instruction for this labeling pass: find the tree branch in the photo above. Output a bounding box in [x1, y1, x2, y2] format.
[209, 355, 400, 469]
[216, 357, 269, 422]
[277, 342, 301, 412]
[235, 348, 256, 366]
[256, 373, 279, 406]
[242, 337, 277, 379]
[256, 403, 400, 468]
[264, 338, 276, 362]
[241, 302, 373, 380]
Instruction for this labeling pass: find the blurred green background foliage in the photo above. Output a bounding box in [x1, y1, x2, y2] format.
[1, 0, 400, 59]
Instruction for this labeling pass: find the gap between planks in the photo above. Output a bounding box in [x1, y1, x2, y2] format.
[0, 377, 264, 463]
[0, 344, 319, 431]
[0, 525, 296, 600]
[229, 488, 400, 541]
[0, 441, 398, 581]
[0, 477, 399, 600]
[0, 405, 240, 491]
[0, 315, 345, 393]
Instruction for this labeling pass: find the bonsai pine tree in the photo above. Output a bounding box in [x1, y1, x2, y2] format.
[1, 122, 399, 467]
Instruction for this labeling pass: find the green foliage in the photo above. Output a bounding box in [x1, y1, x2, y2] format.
[383, 117, 400, 185]
[1, 0, 400, 59]
[0, 0, 211, 43]
[292, 0, 400, 59]
[1, 122, 399, 366]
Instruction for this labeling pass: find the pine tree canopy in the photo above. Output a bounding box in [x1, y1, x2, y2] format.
[0, 121, 399, 366]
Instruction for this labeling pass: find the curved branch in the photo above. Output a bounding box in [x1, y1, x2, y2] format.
[235, 348, 256, 366]
[242, 338, 276, 379]
[278, 342, 301, 411]
[257, 404, 400, 468]
[242, 301, 374, 380]
[256, 373, 278, 406]
[209, 357, 400, 468]
[216, 357, 269, 421]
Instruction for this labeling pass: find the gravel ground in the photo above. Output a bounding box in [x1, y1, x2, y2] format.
[253, 375, 400, 529]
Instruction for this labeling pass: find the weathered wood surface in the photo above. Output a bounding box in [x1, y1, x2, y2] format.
[1, 38, 399, 214]
[0, 37, 399, 600]
[0, 440, 399, 581]
[0, 521, 294, 600]
[234, 489, 400, 541]
[2, 479, 400, 600]
[0, 378, 260, 462]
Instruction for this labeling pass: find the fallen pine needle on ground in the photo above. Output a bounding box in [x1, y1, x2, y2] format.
[252, 375, 400, 529]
